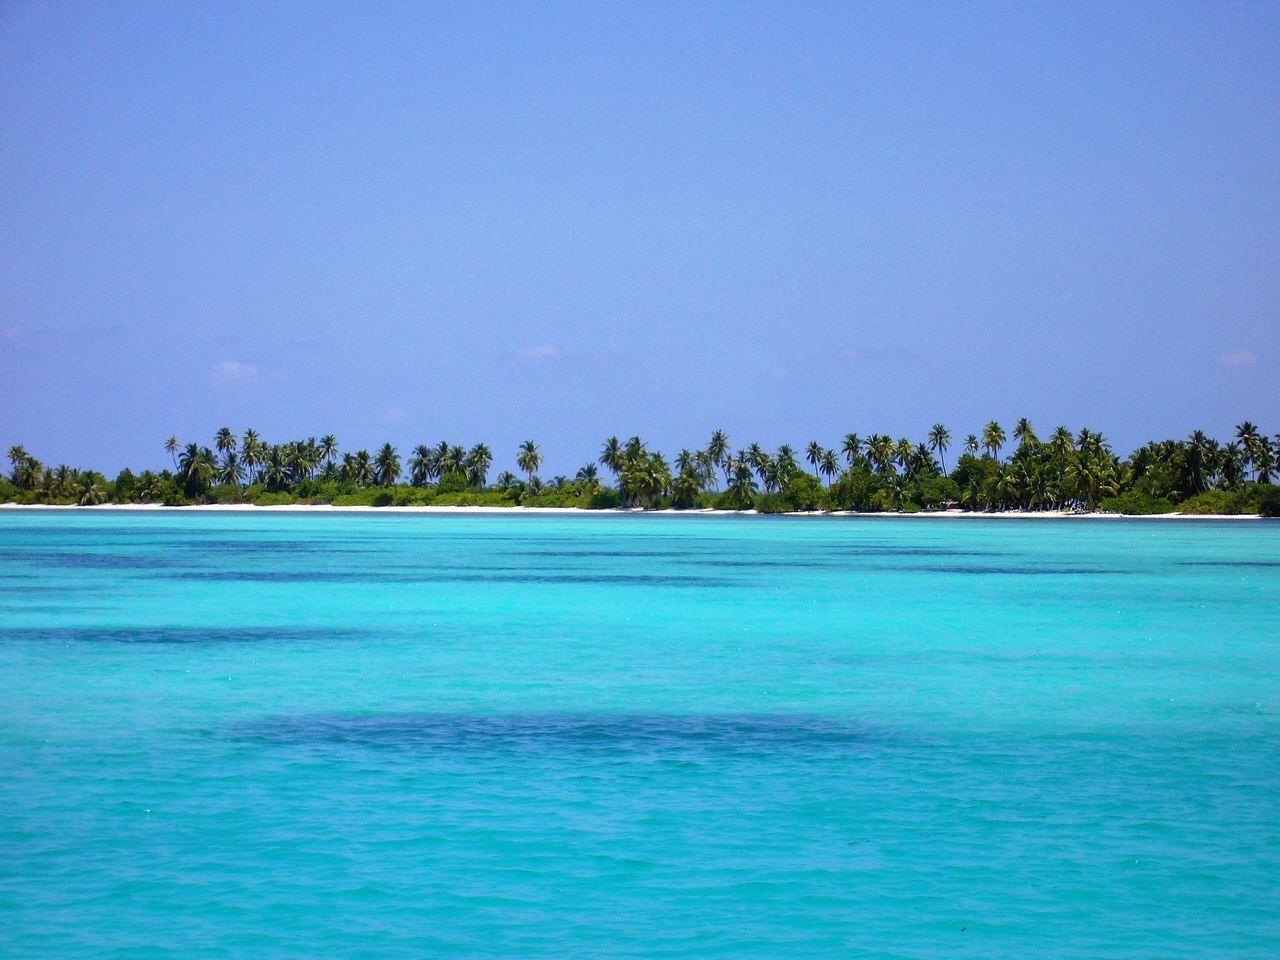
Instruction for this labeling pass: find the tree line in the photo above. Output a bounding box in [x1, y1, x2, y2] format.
[4, 419, 1279, 515]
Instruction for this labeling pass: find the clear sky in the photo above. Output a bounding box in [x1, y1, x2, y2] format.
[2, 1, 1277, 477]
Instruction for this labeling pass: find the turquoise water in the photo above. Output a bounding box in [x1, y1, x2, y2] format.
[1, 512, 1277, 958]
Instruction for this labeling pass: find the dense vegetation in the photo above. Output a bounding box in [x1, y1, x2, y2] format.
[4, 421, 1279, 516]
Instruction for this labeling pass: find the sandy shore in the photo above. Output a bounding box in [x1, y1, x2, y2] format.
[0, 503, 1264, 519]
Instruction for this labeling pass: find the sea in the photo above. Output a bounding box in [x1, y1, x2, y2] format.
[1, 510, 1277, 958]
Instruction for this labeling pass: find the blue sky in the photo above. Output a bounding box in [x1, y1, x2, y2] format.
[2, 1, 1277, 477]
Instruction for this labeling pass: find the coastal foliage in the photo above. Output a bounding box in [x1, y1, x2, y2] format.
[3, 421, 1278, 514]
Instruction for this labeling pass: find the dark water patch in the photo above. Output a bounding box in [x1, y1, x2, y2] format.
[0, 524, 222, 539]
[0, 626, 376, 645]
[897, 564, 1127, 576]
[0, 604, 115, 615]
[509, 549, 691, 560]
[504, 551, 835, 570]
[241, 712, 883, 756]
[1178, 561, 1280, 569]
[151, 570, 731, 588]
[0, 582, 112, 596]
[819, 545, 1010, 558]
[181, 540, 366, 556]
[2, 550, 176, 570]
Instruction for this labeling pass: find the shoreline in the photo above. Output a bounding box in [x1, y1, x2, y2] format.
[0, 503, 1264, 519]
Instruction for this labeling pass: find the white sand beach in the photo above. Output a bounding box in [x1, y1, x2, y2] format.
[0, 503, 1263, 519]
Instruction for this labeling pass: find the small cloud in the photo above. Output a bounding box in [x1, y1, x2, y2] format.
[212, 360, 260, 386]
[2, 324, 24, 341]
[383, 406, 408, 422]
[519, 343, 559, 363]
[1218, 349, 1257, 367]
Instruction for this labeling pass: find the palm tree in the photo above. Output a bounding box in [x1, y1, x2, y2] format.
[895, 438, 913, 471]
[431, 440, 451, 473]
[409, 446, 434, 486]
[909, 443, 938, 480]
[517, 440, 542, 482]
[599, 436, 622, 478]
[178, 443, 215, 494]
[319, 435, 338, 466]
[671, 470, 701, 509]
[1180, 431, 1213, 495]
[442, 445, 466, 476]
[78, 475, 108, 506]
[1013, 418, 1037, 450]
[266, 447, 293, 490]
[776, 444, 797, 474]
[805, 441, 824, 479]
[964, 434, 980, 456]
[466, 444, 492, 487]
[982, 421, 1006, 460]
[725, 462, 758, 510]
[352, 450, 374, 486]
[7, 446, 31, 486]
[219, 451, 243, 487]
[707, 430, 730, 486]
[927, 424, 951, 474]
[695, 450, 719, 490]
[1253, 437, 1274, 485]
[214, 427, 236, 458]
[819, 449, 840, 485]
[240, 430, 262, 483]
[619, 452, 670, 508]
[1049, 426, 1073, 459]
[867, 435, 895, 474]
[164, 436, 180, 470]
[374, 443, 400, 486]
[885, 475, 909, 512]
[1221, 442, 1245, 489]
[841, 433, 862, 465]
[495, 471, 517, 491]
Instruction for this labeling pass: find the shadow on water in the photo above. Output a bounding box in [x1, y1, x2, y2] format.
[238, 712, 886, 756]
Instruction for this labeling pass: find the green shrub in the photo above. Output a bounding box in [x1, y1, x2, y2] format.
[436, 472, 471, 495]
[1177, 490, 1236, 515]
[0, 478, 17, 502]
[753, 493, 790, 514]
[586, 488, 622, 509]
[390, 486, 432, 506]
[429, 491, 517, 507]
[520, 490, 581, 508]
[111, 469, 136, 503]
[783, 474, 825, 512]
[331, 489, 383, 506]
[916, 476, 961, 510]
[1257, 487, 1280, 518]
[252, 491, 296, 507]
[207, 484, 246, 504]
[1098, 491, 1177, 515]
[827, 466, 880, 511]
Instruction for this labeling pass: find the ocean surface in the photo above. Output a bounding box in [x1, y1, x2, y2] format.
[1, 511, 1277, 958]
